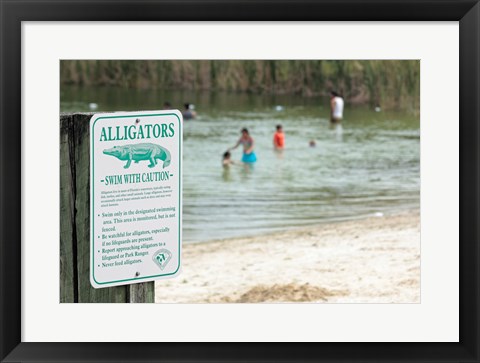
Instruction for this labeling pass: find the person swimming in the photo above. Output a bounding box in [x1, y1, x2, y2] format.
[182, 103, 197, 120]
[222, 151, 237, 167]
[228, 128, 257, 163]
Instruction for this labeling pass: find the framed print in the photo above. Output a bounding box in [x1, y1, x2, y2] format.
[1, 0, 479, 362]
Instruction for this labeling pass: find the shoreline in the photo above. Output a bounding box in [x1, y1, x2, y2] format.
[183, 207, 418, 245]
[156, 209, 420, 303]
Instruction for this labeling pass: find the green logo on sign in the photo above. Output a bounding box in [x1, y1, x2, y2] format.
[153, 249, 172, 270]
[103, 143, 171, 169]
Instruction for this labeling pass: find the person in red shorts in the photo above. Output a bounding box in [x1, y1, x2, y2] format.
[273, 124, 285, 150]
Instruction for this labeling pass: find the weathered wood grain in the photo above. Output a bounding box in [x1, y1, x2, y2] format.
[59, 113, 154, 303]
[59, 115, 75, 303]
[129, 283, 155, 304]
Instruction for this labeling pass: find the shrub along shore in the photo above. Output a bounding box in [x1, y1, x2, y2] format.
[61, 60, 420, 112]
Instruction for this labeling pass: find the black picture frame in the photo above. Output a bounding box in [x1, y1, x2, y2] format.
[1, 0, 479, 362]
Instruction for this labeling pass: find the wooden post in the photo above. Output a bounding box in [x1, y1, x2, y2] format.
[60, 113, 154, 303]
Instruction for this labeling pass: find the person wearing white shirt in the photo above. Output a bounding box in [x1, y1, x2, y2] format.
[329, 90, 344, 126]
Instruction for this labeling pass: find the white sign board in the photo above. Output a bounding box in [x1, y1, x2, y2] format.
[90, 110, 182, 288]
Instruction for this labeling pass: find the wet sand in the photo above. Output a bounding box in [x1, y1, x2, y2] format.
[155, 210, 420, 303]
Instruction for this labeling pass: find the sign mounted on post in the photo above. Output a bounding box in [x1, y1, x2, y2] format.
[90, 110, 182, 288]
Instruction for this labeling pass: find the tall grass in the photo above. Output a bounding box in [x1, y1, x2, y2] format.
[61, 60, 419, 111]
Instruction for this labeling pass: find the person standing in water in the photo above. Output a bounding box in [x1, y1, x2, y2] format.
[329, 91, 344, 126]
[228, 128, 257, 163]
[273, 124, 285, 150]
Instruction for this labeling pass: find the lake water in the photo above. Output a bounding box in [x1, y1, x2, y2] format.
[61, 87, 420, 243]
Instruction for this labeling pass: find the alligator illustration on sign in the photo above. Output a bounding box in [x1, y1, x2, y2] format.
[103, 143, 171, 169]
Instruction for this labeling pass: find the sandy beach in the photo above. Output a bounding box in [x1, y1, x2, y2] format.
[155, 210, 420, 303]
